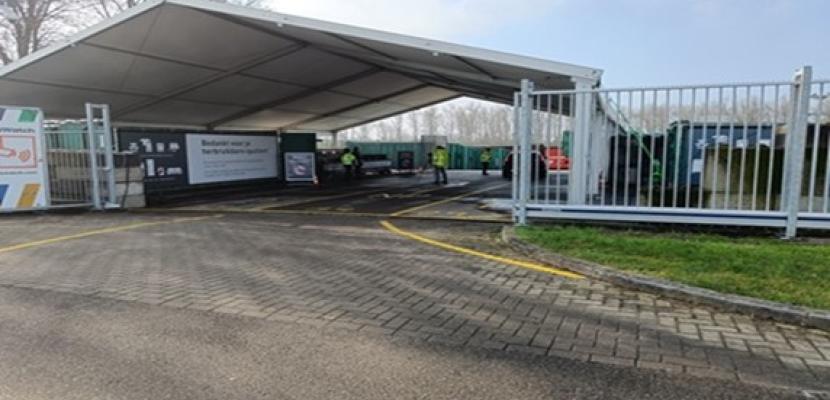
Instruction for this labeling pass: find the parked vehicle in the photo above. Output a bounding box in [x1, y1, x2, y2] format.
[545, 147, 570, 171]
[502, 148, 548, 180]
[359, 154, 393, 175]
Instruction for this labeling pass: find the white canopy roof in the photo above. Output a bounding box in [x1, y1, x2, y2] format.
[0, 0, 602, 132]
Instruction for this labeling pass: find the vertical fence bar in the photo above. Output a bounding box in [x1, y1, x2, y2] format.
[612, 91, 621, 206]
[512, 92, 520, 221]
[712, 88, 724, 209]
[820, 83, 830, 213]
[672, 89, 682, 207]
[517, 80, 533, 225]
[636, 91, 645, 207]
[699, 88, 710, 209]
[737, 86, 750, 209]
[554, 94, 573, 204]
[751, 86, 765, 210]
[686, 89, 696, 207]
[808, 84, 822, 212]
[766, 85, 780, 211]
[649, 90, 658, 207]
[661, 89, 670, 207]
[624, 92, 633, 206]
[545, 94, 552, 204]
[724, 87, 737, 209]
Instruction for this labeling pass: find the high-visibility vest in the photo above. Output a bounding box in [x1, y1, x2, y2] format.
[480, 151, 492, 163]
[433, 149, 449, 168]
[341, 153, 356, 166]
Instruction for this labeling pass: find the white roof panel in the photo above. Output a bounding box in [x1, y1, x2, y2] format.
[0, 0, 602, 132]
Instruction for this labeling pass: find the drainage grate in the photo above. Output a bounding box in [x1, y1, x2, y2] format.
[802, 390, 830, 400]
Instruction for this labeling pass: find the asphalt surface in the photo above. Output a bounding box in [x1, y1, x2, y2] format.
[0, 171, 826, 399]
[0, 286, 804, 400]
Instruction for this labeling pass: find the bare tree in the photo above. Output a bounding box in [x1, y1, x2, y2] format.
[0, 0, 84, 65]
[89, 0, 265, 18]
[0, 0, 268, 65]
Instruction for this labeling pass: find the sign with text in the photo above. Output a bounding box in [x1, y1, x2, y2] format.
[186, 134, 278, 185]
[0, 106, 48, 211]
[119, 131, 188, 190]
[284, 152, 316, 182]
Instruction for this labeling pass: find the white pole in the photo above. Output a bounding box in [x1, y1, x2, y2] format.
[85, 103, 102, 210]
[782, 66, 813, 239]
[518, 79, 533, 225]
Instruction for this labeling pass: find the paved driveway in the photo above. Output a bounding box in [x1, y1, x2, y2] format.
[0, 208, 828, 398]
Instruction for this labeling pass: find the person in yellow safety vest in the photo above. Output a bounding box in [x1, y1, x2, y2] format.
[432, 145, 449, 185]
[480, 148, 492, 176]
[341, 148, 356, 181]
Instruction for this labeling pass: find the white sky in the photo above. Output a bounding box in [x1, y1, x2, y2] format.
[264, 0, 551, 40]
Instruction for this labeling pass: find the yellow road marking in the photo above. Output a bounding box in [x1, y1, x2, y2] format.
[380, 220, 583, 280]
[261, 209, 390, 218]
[391, 183, 509, 217]
[0, 215, 219, 255]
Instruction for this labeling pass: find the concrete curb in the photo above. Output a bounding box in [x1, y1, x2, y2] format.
[501, 226, 830, 331]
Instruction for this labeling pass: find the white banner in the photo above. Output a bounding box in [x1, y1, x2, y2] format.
[186, 134, 278, 185]
[0, 106, 48, 211]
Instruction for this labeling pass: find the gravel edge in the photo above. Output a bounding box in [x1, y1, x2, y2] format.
[501, 226, 830, 331]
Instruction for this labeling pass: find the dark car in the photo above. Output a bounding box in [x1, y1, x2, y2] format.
[502, 150, 548, 180]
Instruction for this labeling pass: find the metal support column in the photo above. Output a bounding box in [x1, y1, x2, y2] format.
[782, 66, 813, 238]
[511, 93, 520, 222]
[100, 105, 117, 208]
[85, 103, 102, 210]
[569, 78, 593, 205]
[85, 103, 118, 210]
[517, 79, 533, 225]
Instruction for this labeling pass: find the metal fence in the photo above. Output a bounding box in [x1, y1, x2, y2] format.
[43, 104, 119, 209]
[513, 66, 829, 237]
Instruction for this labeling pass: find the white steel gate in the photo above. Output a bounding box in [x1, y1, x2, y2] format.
[512, 66, 829, 238]
[44, 103, 118, 210]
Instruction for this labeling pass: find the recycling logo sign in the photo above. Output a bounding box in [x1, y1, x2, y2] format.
[0, 106, 48, 211]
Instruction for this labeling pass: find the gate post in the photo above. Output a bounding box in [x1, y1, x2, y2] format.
[517, 79, 534, 225]
[782, 66, 813, 238]
[85, 103, 117, 210]
[85, 103, 103, 210]
[569, 78, 593, 205]
[511, 93, 520, 222]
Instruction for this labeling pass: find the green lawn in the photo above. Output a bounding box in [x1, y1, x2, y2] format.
[518, 225, 830, 310]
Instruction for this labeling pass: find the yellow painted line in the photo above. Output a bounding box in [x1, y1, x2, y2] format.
[0, 215, 219, 255]
[260, 209, 390, 218]
[391, 183, 509, 217]
[380, 220, 583, 280]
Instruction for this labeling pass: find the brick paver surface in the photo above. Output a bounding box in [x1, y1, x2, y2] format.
[0, 213, 828, 391]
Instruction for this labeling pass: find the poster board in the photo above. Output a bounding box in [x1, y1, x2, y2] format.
[118, 130, 279, 191]
[0, 106, 48, 211]
[120, 131, 188, 189]
[284, 152, 316, 182]
[186, 134, 278, 185]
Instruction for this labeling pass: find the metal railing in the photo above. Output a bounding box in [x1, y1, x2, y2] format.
[43, 104, 119, 209]
[513, 66, 829, 237]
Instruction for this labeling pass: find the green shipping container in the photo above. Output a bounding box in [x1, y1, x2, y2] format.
[346, 141, 509, 170]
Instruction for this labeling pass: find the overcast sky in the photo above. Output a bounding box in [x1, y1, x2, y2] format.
[265, 0, 829, 87]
